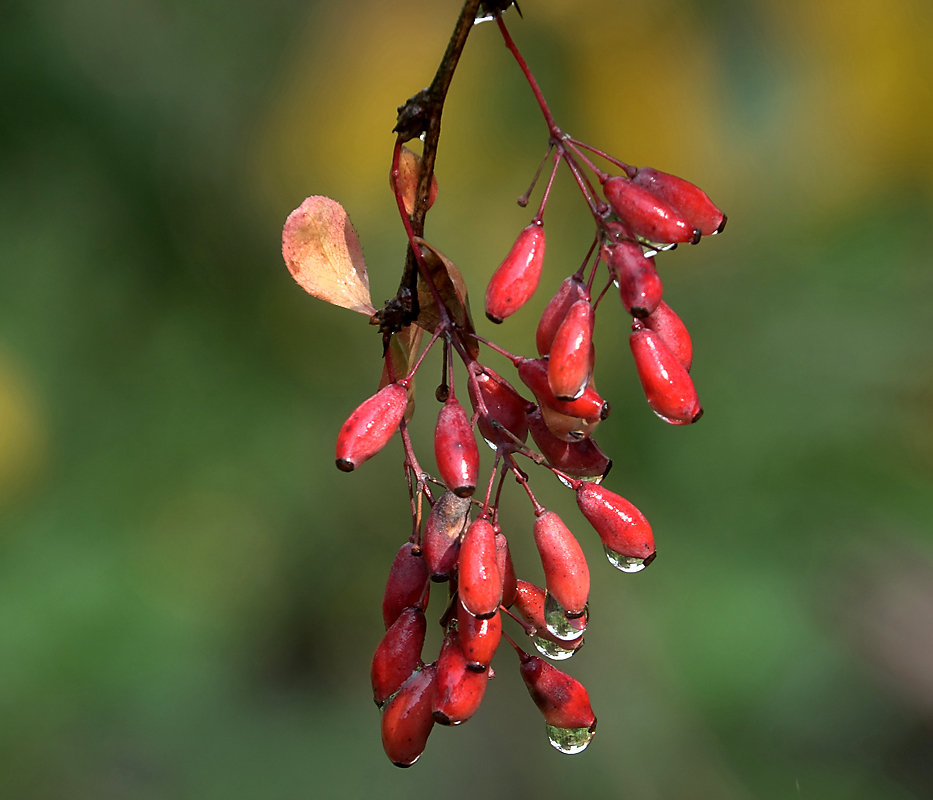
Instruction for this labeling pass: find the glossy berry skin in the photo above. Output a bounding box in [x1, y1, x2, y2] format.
[495, 532, 518, 608]
[517, 358, 609, 423]
[576, 483, 655, 562]
[632, 167, 726, 237]
[538, 403, 600, 443]
[335, 382, 409, 471]
[533, 511, 590, 617]
[457, 604, 502, 671]
[381, 664, 437, 768]
[422, 491, 471, 581]
[513, 581, 585, 654]
[433, 629, 489, 725]
[606, 242, 663, 319]
[485, 221, 546, 323]
[382, 542, 430, 630]
[547, 299, 594, 401]
[527, 408, 611, 479]
[434, 399, 480, 497]
[468, 365, 531, 447]
[519, 655, 597, 730]
[536, 276, 589, 356]
[630, 326, 702, 424]
[459, 518, 502, 619]
[603, 175, 700, 245]
[643, 300, 692, 371]
[371, 607, 427, 707]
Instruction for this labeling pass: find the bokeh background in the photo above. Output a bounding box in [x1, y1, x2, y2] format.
[2, 0, 933, 797]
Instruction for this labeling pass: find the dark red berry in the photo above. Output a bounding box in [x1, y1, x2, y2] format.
[538, 403, 600, 443]
[371, 607, 427, 707]
[547, 299, 594, 401]
[606, 242, 663, 318]
[457, 604, 502, 672]
[422, 491, 471, 581]
[643, 299, 693, 372]
[468, 365, 531, 447]
[533, 511, 590, 618]
[630, 326, 702, 424]
[459, 518, 502, 619]
[335, 382, 409, 471]
[381, 664, 437, 767]
[432, 628, 489, 725]
[536, 276, 589, 356]
[631, 167, 725, 237]
[434, 399, 480, 497]
[602, 175, 700, 245]
[527, 408, 611, 480]
[382, 542, 430, 630]
[519, 654, 597, 730]
[485, 221, 546, 323]
[576, 483, 655, 566]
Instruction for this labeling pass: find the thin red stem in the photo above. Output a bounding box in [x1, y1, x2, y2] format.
[496, 16, 560, 138]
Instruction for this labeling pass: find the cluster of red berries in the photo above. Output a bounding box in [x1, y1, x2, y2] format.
[308, 9, 726, 768]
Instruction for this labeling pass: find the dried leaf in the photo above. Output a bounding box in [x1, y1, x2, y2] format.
[379, 325, 424, 423]
[413, 238, 479, 359]
[282, 196, 375, 315]
[392, 147, 439, 217]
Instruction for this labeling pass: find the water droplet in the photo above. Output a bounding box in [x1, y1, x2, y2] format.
[546, 723, 596, 754]
[556, 473, 574, 489]
[544, 592, 587, 641]
[481, 436, 498, 451]
[603, 544, 649, 573]
[531, 633, 578, 661]
[473, 12, 495, 24]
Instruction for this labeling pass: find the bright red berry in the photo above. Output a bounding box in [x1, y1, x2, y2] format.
[536, 275, 588, 356]
[381, 664, 437, 767]
[335, 381, 409, 471]
[527, 408, 611, 480]
[434, 398, 480, 497]
[602, 175, 700, 245]
[468, 365, 531, 447]
[519, 654, 597, 753]
[606, 241, 663, 318]
[533, 511, 589, 618]
[631, 167, 726, 237]
[432, 628, 489, 725]
[629, 325, 702, 424]
[371, 607, 427, 707]
[643, 299, 693, 371]
[382, 542, 430, 630]
[517, 357, 609, 423]
[575, 483, 656, 571]
[459, 518, 502, 619]
[422, 491, 471, 581]
[457, 604, 502, 672]
[547, 299, 594, 401]
[485, 221, 546, 323]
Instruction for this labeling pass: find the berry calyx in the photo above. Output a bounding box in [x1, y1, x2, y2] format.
[335, 381, 410, 472]
[485, 221, 546, 323]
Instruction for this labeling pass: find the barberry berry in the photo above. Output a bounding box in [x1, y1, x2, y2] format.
[434, 398, 480, 497]
[547, 299, 594, 401]
[602, 175, 701, 245]
[335, 381, 409, 472]
[630, 324, 702, 424]
[485, 221, 546, 324]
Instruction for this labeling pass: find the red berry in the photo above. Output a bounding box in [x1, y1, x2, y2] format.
[468, 365, 531, 448]
[547, 299, 594, 401]
[371, 607, 427, 707]
[485, 221, 546, 323]
[434, 399, 480, 497]
[457, 604, 502, 671]
[513, 581, 585, 659]
[575, 483, 655, 570]
[533, 511, 589, 618]
[519, 655, 597, 753]
[527, 408, 611, 480]
[335, 382, 409, 471]
[517, 357, 609, 423]
[629, 326, 702, 424]
[432, 628, 489, 725]
[458, 518, 502, 619]
[602, 175, 700, 245]
[381, 664, 437, 767]
[536, 276, 588, 356]
[382, 542, 430, 630]
[422, 491, 471, 581]
[631, 167, 725, 237]
[495, 531, 518, 609]
[643, 299, 693, 372]
[538, 403, 600, 443]
[606, 242, 663, 318]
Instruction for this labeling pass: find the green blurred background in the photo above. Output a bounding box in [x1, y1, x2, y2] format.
[2, 0, 933, 797]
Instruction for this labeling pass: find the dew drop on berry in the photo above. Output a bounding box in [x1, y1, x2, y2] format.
[603, 544, 653, 573]
[543, 592, 587, 642]
[531, 634, 579, 661]
[545, 723, 596, 755]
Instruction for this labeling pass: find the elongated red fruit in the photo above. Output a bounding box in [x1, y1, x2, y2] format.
[468, 365, 530, 447]
[632, 167, 726, 236]
[457, 604, 502, 671]
[434, 399, 479, 497]
[485, 221, 546, 323]
[517, 358, 609, 423]
[536, 276, 588, 356]
[335, 381, 409, 471]
[576, 483, 655, 564]
[381, 664, 437, 767]
[533, 511, 589, 618]
[630, 326, 702, 424]
[432, 628, 489, 725]
[538, 403, 600, 443]
[602, 175, 700, 245]
[643, 300, 692, 371]
[519, 654, 597, 730]
[459, 518, 501, 619]
[606, 242, 663, 318]
[527, 408, 610, 479]
[548, 299, 594, 401]
[495, 532, 518, 608]
[513, 581, 585, 657]
[382, 542, 430, 630]
[422, 491, 471, 581]
[371, 607, 426, 707]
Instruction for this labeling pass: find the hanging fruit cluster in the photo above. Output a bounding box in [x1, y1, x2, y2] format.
[281, 2, 726, 768]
